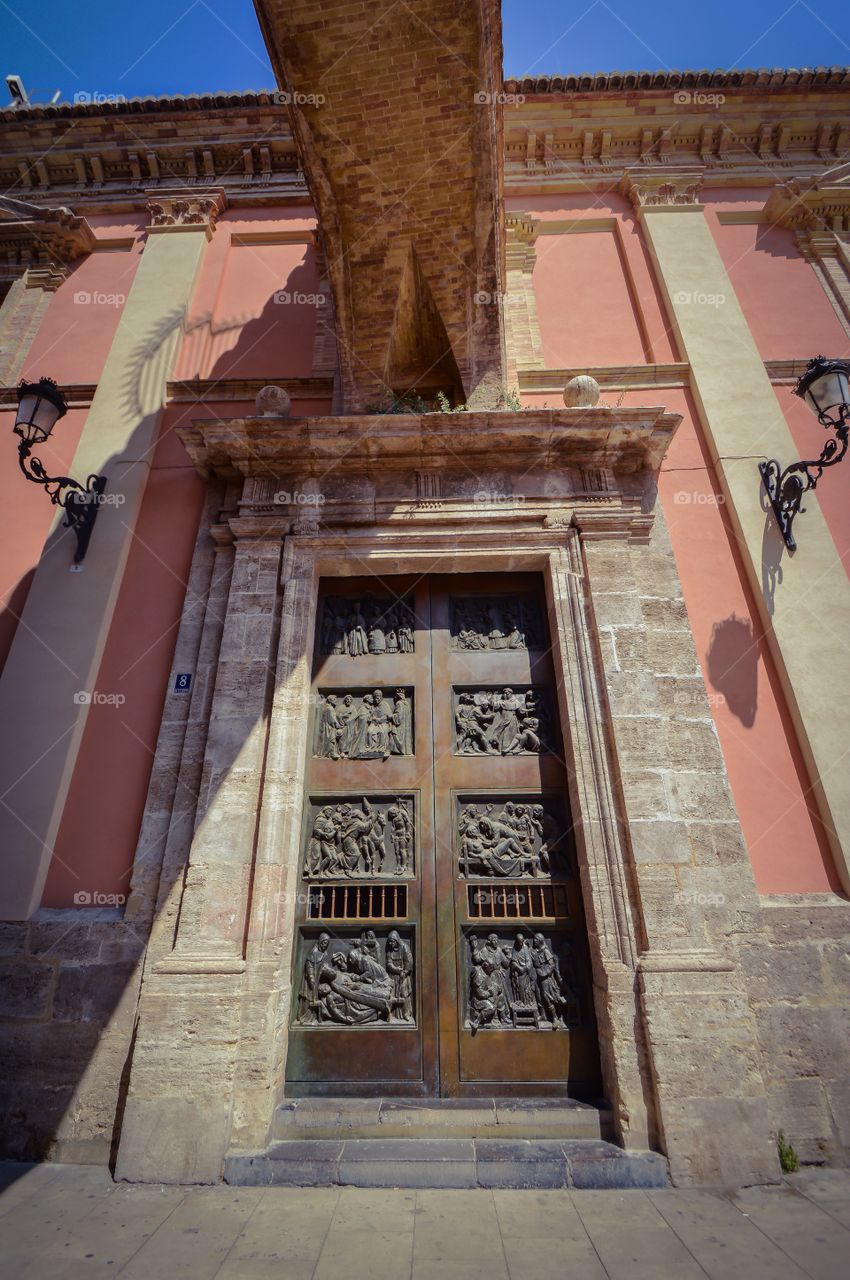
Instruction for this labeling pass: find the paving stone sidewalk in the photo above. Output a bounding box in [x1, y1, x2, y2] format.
[1, 1161, 849, 1279]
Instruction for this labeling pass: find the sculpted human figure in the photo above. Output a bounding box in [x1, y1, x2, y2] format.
[391, 688, 413, 755]
[396, 609, 414, 653]
[486, 600, 507, 649]
[386, 930, 414, 1022]
[338, 800, 374, 874]
[455, 692, 493, 754]
[367, 603, 387, 655]
[307, 806, 338, 876]
[321, 600, 341, 654]
[367, 689, 394, 758]
[337, 693, 358, 758]
[480, 933, 511, 1021]
[387, 800, 413, 874]
[359, 929, 380, 961]
[385, 609, 399, 653]
[317, 694, 342, 759]
[347, 602, 369, 657]
[487, 688, 522, 754]
[298, 932, 331, 1023]
[509, 932, 537, 1009]
[532, 932, 568, 1028]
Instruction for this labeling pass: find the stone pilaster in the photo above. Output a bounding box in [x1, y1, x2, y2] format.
[0, 195, 220, 920]
[504, 212, 544, 389]
[579, 516, 778, 1186]
[635, 179, 850, 897]
[115, 528, 283, 1183]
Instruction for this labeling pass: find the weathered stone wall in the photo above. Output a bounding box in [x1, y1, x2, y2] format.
[0, 486, 226, 1163]
[742, 898, 850, 1167]
[583, 503, 850, 1175]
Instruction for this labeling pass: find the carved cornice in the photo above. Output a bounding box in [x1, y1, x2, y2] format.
[145, 188, 226, 239]
[505, 211, 541, 271]
[0, 195, 95, 287]
[177, 406, 681, 481]
[762, 179, 850, 235]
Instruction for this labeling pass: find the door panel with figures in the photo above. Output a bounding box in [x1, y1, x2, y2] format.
[285, 573, 601, 1097]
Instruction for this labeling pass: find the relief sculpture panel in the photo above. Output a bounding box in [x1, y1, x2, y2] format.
[454, 686, 552, 755]
[457, 796, 569, 878]
[450, 594, 546, 650]
[464, 929, 579, 1031]
[295, 929, 415, 1027]
[319, 594, 415, 656]
[303, 794, 415, 878]
[315, 688, 414, 759]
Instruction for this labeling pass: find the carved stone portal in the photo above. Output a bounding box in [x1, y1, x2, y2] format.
[457, 796, 568, 878]
[465, 929, 579, 1031]
[303, 795, 414, 878]
[319, 594, 416, 656]
[295, 929, 415, 1027]
[315, 688, 414, 759]
[454, 686, 552, 755]
[450, 594, 545, 650]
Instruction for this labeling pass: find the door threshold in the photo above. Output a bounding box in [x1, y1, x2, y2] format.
[272, 1095, 613, 1141]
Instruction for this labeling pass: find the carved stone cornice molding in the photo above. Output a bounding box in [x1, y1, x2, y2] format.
[178, 405, 681, 481]
[619, 169, 704, 216]
[145, 188, 226, 240]
[762, 179, 850, 235]
[0, 194, 95, 287]
[505, 211, 541, 271]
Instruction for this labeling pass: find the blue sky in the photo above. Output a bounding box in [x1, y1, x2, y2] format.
[2, 0, 849, 103]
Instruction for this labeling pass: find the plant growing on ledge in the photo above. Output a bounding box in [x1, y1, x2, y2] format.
[777, 1130, 799, 1173]
[364, 387, 529, 414]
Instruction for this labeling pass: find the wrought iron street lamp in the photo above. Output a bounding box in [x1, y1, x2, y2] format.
[13, 377, 107, 563]
[760, 356, 850, 552]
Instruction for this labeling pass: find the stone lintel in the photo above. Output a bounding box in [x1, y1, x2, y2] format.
[178, 406, 682, 480]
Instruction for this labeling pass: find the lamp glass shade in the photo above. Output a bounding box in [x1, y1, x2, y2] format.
[14, 379, 67, 444]
[797, 362, 850, 425]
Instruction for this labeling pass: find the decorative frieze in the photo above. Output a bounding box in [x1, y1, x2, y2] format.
[315, 688, 414, 760]
[294, 929, 415, 1026]
[450, 593, 546, 651]
[454, 686, 552, 756]
[457, 795, 569, 878]
[303, 794, 415, 878]
[464, 928, 579, 1030]
[319, 594, 415, 656]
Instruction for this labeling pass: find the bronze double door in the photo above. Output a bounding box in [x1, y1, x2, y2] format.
[286, 572, 600, 1098]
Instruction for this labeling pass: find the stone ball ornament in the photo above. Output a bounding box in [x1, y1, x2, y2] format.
[563, 375, 601, 408]
[255, 384, 292, 417]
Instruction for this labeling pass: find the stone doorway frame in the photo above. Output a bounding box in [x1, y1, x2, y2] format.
[117, 406, 778, 1186]
[230, 517, 655, 1160]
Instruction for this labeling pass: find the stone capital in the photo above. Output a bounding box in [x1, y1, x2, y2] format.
[144, 187, 226, 240]
[620, 169, 704, 217]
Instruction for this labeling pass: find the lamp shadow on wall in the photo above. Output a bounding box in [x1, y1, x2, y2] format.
[186, 251, 321, 383]
[759, 482, 787, 618]
[705, 613, 759, 728]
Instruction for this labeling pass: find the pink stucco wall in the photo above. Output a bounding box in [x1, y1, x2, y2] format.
[0, 219, 144, 676]
[174, 210, 322, 383]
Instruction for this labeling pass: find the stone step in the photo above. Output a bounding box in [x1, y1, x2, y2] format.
[271, 1096, 612, 1141]
[224, 1137, 668, 1190]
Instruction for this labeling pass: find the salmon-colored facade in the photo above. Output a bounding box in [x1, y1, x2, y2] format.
[1, 39, 849, 1188]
